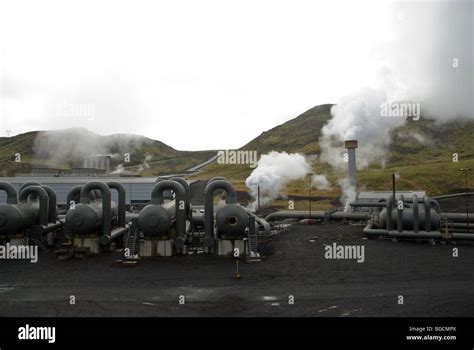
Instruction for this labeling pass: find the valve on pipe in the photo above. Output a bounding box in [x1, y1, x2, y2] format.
[138, 179, 188, 249]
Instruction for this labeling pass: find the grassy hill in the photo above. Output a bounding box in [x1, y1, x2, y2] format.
[192, 104, 474, 202]
[1, 106, 473, 208]
[0, 129, 215, 177]
[241, 104, 333, 154]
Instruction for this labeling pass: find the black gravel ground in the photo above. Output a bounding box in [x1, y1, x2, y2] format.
[0, 222, 473, 317]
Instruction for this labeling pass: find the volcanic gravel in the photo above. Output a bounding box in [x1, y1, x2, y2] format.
[0, 222, 473, 317]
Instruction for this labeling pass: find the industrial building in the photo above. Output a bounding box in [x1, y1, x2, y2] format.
[0, 177, 160, 206]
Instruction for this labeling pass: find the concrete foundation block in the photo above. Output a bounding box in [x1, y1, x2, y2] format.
[139, 239, 155, 257]
[73, 236, 100, 254]
[217, 239, 248, 257]
[140, 239, 175, 257]
[157, 240, 173, 257]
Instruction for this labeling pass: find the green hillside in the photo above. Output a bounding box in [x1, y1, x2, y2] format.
[192, 104, 474, 199]
[0, 129, 215, 177]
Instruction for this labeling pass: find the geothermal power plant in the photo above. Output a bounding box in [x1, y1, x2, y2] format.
[0, 141, 473, 319]
[0, 141, 472, 260]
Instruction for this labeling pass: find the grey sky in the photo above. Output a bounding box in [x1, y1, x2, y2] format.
[0, 0, 461, 151]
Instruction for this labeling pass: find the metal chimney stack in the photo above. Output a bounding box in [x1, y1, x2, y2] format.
[344, 140, 358, 188]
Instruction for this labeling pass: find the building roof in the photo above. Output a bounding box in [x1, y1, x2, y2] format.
[357, 191, 426, 200]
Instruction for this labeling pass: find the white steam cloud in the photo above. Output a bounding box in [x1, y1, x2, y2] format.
[319, 0, 473, 206]
[321, 0, 472, 169]
[33, 128, 150, 168]
[245, 151, 330, 210]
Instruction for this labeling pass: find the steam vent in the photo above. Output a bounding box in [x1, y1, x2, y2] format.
[344, 139, 358, 188]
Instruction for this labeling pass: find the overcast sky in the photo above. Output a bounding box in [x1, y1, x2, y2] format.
[0, 0, 400, 150]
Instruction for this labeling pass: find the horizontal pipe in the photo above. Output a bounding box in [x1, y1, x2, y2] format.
[363, 223, 474, 240]
[432, 192, 474, 200]
[440, 213, 473, 222]
[33, 221, 63, 234]
[99, 225, 130, 246]
[264, 210, 368, 222]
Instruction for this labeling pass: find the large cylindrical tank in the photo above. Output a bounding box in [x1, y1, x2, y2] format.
[379, 208, 440, 231]
[65, 200, 118, 236]
[215, 204, 249, 238]
[0, 201, 39, 236]
[138, 201, 175, 237]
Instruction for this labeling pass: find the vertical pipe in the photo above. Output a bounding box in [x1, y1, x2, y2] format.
[392, 174, 396, 208]
[424, 196, 431, 232]
[386, 195, 393, 231]
[150, 180, 187, 248]
[466, 172, 470, 233]
[257, 185, 260, 213]
[413, 194, 419, 233]
[107, 182, 126, 227]
[170, 177, 191, 218]
[41, 185, 57, 223]
[347, 148, 357, 188]
[80, 182, 112, 237]
[204, 180, 238, 248]
[308, 174, 312, 219]
[397, 194, 404, 233]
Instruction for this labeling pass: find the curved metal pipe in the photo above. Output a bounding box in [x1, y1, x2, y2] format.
[66, 186, 83, 209]
[107, 182, 126, 227]
[19, 181, 41, 193]
[204, 180, 238, 247]
[170, 177, 191, 217]
[19, 185, 49, 226]
[80, 182, 112, 237]
[41, 185, 57, 223]
[150, 180, 187, 248]
[424, 196, 431, 232]
[208, 176, 228, 183]
[413, 194, 419, 233]
[0, 182, 18, 204]
[19, 181, 41, 200]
